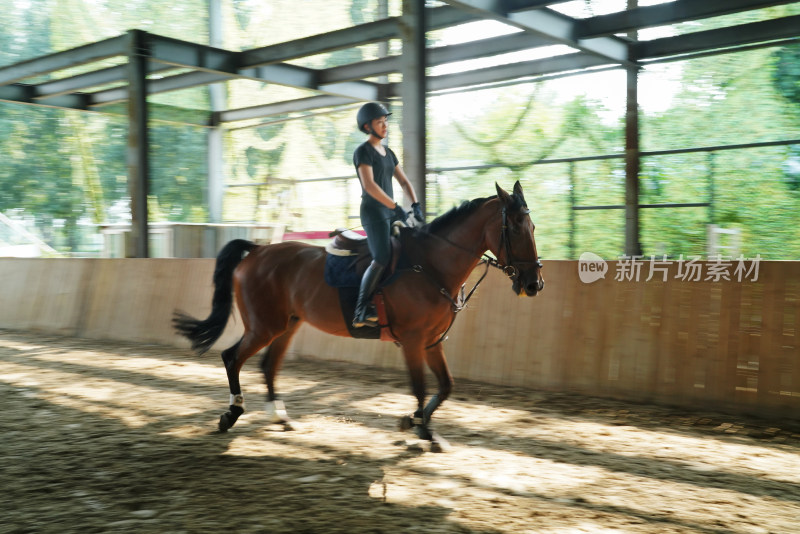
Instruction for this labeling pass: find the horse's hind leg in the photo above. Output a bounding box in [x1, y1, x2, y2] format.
[260, 317, 301, 429]
[219, 331, 270, 432]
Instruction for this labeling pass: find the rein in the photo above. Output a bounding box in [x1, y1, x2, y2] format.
[415, 206, 536, 287]
[409, 207, 528, 349]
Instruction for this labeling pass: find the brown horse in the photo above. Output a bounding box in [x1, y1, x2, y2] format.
[173, 181, 543, 450]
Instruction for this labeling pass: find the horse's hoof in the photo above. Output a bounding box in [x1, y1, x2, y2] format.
[219, 405, 244, 432]
[282, 421, 295, 431]
[399, 415, 414, 431]
[413, 425, 434, 442]
[430, 433, 450, 453]
[218, 412, 233, 432]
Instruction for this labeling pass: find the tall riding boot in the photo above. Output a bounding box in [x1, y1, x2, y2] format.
[353, 261, 386, 328]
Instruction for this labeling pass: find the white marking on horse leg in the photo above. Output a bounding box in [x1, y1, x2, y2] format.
[265, 400, 289, 423]
[230, 393, 245, 410]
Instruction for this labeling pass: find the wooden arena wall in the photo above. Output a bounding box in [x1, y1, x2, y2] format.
[0, 258, 797, 419]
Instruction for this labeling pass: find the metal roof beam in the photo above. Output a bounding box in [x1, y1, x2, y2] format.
[319, 31, 554, 84]
[32, 63, 176, 100]
[88, 70, 231, 107]
[504, 0, 578, 6]
[218, 95, 355, 123]
[430, 31, 554, 64]
[416, 52, 613, 93]
[144, 71, 230, 95]
[240, 6, 478, 68]
[579, 0, 800, 39]
[0, 35, 128, 85]
[147, 34, 240, 72]
[440, 0, 632, 66]
[0, 83, 90, 111]
[635, 14, 800, 60]
[239, 64, 317, 89]
[0, 84, 34, 103]
[145, 33, 378, 101]
[0, 83, 216, 126]
[319, 56, 399, 84]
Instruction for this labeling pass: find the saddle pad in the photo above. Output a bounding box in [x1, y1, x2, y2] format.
[324, 254, 362, 288]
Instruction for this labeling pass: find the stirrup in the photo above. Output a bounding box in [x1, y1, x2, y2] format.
[352, 305, 378, 328]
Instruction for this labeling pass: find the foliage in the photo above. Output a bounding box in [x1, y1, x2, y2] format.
[0, 1, 798, 259]
[772, 43, 800, 105]
[0, 0, 209, 254]
[639, 46, 800, 259]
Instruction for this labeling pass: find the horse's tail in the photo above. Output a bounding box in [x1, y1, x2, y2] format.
[172, 239, 258, 354]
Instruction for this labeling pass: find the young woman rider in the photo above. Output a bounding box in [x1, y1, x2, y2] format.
[352, 102, 424, 328]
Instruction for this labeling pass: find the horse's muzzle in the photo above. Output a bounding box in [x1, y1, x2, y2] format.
[513, 267, 544, 297]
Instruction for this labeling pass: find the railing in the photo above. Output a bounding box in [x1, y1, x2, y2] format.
[230, 138, 800, 258]
[428, 138, 800, 258]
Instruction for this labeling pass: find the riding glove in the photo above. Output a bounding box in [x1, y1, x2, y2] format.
[393, 203, 408, 223]
[411, 202, 424, 223]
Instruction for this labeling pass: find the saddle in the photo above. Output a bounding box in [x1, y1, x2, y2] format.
[323, 227, 404, 342]
[327, 229, 370, 257]
[324, 226, 403, 285]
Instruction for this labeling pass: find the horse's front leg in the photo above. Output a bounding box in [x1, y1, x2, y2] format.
[422, 343, 453, 421]
[422, 343, 454, 452]
[399, 340, 427, 432]
[399, 342, 453, 452]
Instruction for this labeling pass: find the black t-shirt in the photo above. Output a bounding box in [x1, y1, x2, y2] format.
[353, 142, 399, 210]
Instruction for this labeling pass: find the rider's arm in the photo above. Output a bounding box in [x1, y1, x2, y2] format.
[357, 164, 397, 210]
[393, 165, 418, 205]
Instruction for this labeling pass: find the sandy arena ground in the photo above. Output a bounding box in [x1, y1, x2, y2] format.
[1, 329, 799, 533]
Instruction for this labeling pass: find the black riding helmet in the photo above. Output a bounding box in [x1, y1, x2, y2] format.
[357, 102, 391, 134]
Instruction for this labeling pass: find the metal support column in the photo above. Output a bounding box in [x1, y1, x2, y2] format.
[208, 0, 225, 224]
[707, 151, 716, 226]
[127, 29, 150, 258]
[568, 161, 576, 258]
[624, 1, 641, 257]
[400, 0, 427, 214]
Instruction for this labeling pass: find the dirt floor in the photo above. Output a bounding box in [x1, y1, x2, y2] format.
[1, 330, 800, 534]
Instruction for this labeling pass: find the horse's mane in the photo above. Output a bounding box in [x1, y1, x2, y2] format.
[420, 191, 526, 236]
[421, 196, 493, 235]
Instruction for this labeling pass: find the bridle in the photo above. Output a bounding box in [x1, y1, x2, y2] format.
[486, 205, 542, 282]
[414, 201, 542, 283]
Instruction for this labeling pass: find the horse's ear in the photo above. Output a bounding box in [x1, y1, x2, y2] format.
[495, 182, 512, 205]
[513, 180, 525, 202]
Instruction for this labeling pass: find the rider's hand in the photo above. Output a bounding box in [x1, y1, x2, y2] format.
[393, 203, 408, 224]
[411, 202, 424, 223]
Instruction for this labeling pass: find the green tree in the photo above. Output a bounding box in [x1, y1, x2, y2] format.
[773, 44, 800, 105]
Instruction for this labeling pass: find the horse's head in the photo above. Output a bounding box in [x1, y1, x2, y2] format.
[490, 181, 544, 297]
